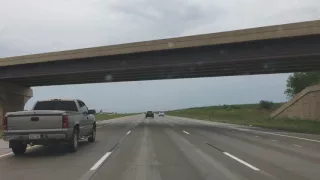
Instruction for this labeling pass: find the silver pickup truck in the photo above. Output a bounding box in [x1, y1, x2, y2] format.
[2, 99, 96, 155]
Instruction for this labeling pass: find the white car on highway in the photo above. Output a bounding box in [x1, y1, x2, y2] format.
[159, 112, 165, 117]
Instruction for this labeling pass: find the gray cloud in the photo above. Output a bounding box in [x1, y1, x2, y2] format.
[1, 0, 319, 54]
[1, 0, 319, 112]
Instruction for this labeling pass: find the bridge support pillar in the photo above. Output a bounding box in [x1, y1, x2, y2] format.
[0, 82, 33, 122]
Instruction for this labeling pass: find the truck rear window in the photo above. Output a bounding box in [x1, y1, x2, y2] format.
[34, 101, 78, 111]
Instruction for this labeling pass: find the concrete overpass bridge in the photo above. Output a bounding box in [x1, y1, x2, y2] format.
[1, 20, 320, 117]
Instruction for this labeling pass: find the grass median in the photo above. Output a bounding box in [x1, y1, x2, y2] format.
[95, 113, 137, 121]
[167, 104, 320, 134]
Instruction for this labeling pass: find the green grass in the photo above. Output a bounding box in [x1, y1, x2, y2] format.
[95, 113, 137, 121]
[167, 103, 320, 134]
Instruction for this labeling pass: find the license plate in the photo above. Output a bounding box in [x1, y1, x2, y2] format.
[29, 134, 41, 139]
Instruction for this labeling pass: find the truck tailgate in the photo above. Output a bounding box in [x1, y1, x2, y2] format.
[7, 110, 65, 131]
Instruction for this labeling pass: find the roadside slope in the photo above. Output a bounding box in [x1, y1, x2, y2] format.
[167, 104, 320, 134]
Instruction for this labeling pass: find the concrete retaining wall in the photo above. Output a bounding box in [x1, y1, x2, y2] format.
[270, 84, 320, 120]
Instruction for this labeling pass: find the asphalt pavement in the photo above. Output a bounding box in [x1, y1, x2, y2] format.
[1, 114, 320, 180]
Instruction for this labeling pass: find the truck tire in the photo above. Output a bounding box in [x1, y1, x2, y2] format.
[11, 142, 27, 155]
[88, 125, 96, 142]
[68, 128, 79, 152]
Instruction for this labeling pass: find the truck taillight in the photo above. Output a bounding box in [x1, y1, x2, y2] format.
[62, 115, 69, 128]
[2, 116, 7, 130]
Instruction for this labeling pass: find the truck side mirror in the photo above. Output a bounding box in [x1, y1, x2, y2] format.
[88, 109, 96, 114]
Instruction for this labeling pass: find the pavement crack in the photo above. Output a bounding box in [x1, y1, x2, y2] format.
[205, 142, 224, 153]
[108, 143, 119, 152]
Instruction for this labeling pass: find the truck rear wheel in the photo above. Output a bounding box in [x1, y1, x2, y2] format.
[68, 128, 79, 152]
[11, 142, 27, 155]
[88, 125, 96, 142]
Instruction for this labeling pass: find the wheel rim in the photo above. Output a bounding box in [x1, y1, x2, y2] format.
[74, 133, 78, 148]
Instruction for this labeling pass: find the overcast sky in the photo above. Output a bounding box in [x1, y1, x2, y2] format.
[1, 0, 320, 112]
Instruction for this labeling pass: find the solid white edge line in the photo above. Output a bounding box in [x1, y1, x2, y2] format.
[256, 131, 320, 143]
[183, 131, 190, 135]
[293, 144, 302, 147]
[97, 124, 108, 129]
[223, 152, 260, 171]
[126, 131, 131, 135]
[90, 152, 112, 170]
[0, 152, 12, 158]
[0, 146, 37, 158]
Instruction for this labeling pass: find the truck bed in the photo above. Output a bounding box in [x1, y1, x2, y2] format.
[6, 110, 66, 131]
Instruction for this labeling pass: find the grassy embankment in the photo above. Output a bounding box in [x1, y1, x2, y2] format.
[167, 103, 320, 134]
[95, 113, 137, 121]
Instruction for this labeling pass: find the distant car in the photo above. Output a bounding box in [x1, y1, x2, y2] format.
[145, 111, 154, 118]
[159, 112, 165, 117]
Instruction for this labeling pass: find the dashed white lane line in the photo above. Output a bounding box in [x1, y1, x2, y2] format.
[255, 136, 259, 138]
[271, 140, 278, 142]
[255, 131, 320, 143]
[0, 146, 37, 158]
[223, 152, 260, 171]
[170, 124, 174, 127]
[90, 152, 112, 170]
[293, 144, 302, 148]
[126, 131, 131, 135]
[183, 130, 190, 135]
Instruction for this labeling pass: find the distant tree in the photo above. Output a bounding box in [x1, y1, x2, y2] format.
[284, 72, 320, 99]
[259, 100, 274, 110]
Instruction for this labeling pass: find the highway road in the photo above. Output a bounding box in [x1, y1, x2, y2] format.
[1, 114, 320, 180]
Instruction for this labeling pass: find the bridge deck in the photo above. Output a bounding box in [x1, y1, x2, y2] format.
[1, 20, 320, 67]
